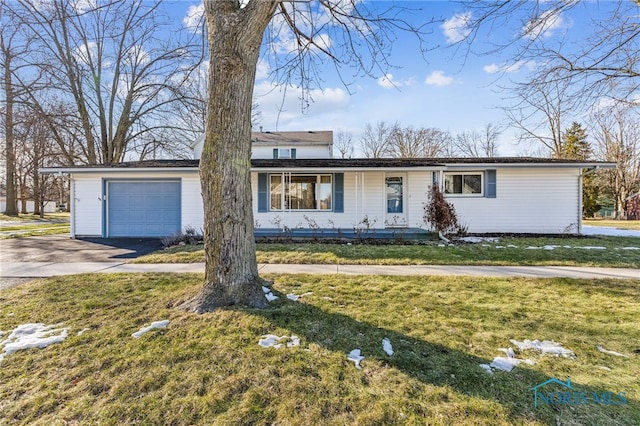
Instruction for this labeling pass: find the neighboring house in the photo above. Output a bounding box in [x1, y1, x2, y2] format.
[626, 192, 640, 220]
[41, 131, 616, 238]
[0, 196, 57, 214]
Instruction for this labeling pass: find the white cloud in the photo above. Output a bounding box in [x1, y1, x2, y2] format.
[183, 2, 204, 33]
[377, 73, 416, 89]
[522, 9, 565, 39]
[378, 73, 397, 89]
[425, 71, 454, 87]
[483, 60, 537, 74]
[483, 64, 500, 74]
[256, 58, 270, 80]
[254, 81, 350, 128]
[442, 12, 472, 44]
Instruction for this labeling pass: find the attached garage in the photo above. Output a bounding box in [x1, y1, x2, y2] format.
[106, 180, 181, 237]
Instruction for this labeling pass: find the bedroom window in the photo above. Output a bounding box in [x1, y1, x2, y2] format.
[444, 173, 483, 195]
[270, 174, 332, 210]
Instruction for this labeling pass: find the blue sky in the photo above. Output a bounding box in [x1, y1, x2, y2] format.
[172, 0, 603, 156]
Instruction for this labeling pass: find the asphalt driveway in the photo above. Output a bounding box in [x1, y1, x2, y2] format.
[0, 234, 163, 263]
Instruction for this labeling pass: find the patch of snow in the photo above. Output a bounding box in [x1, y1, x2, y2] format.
[132, 320, 169, 339]
[482, 346, 535, 373]
[479, 363, 494, 374]
[526, 246, 541, 250]
[578, 246, 607, 250]
[322, 296, 333, 301]
[498, 347, 516, 358]
[510, 339, 575, 358]
[597, 345, 628, 357]
[0, 323, 68, 362]
[507, 244, 518, 248]
[265, 292, 279, 302]
[262, 286, 271, 293]
[287, 294, 299, 301]
[599, 366, 612, 371]
[258, 334, 300, 349]
[543, 245, 558, 250]
[77, 328, 91, 336]
[458, 237, 499, 244]
[347, 349, 365, 369]
[582, 226, 640, 237]
[495, 246, 505, 249]
[382, 338, 394, 356]
[490, 356, 522, 372]
[621, 247, 640, 250]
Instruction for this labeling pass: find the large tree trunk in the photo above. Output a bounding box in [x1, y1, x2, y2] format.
[2, 38, 18, 216]
[181, 0, 278, 313]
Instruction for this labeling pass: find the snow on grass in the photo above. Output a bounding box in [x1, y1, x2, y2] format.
[510, 339, 575, 357]
[458, 237, 499, 243]
[480, 346, 535, 373]
[258, 334, 300, 348]
[262, 286, 279, 302]
[0, 323, 68, 363]
[597, 345, 628, 357]
[131, 320, 169, 339]
[287, 292, 313, 301]
[480, 339, 574, 374]
[582, 226, 640, 237]
[347, 349, 365, 369]
[382, 338, 394, 356]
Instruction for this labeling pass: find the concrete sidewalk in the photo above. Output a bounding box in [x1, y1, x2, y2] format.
[1, 262, 638, 280]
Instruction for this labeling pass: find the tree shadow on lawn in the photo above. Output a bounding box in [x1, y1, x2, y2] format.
[249, 293, 638, 424]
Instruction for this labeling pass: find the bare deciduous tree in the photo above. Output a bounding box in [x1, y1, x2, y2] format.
[334, 129, 354, 158]
[501, 73, 576, 158]
[454, 123, 500, 157]
[12, 0, 202, 165]
[591, 104, 640, 219]
[360, 121, 394, 158]
[387, 125, 451, 158]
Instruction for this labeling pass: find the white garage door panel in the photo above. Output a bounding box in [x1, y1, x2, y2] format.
[107, 181, 181, 237]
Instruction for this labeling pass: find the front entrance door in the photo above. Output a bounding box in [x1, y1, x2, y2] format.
[385, 174, 406, 227]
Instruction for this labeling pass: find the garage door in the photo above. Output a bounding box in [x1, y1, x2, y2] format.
[107, 180, 181, 237]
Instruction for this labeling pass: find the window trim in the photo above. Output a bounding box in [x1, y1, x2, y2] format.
[269, 173, 334, 211]
[444, 172, 484, 197]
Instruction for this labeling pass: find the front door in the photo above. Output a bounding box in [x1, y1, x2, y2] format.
[385, 174, 406, 227]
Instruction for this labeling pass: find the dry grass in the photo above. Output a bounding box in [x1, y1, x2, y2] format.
[583, 219, 640, 230]
[131, 236, 640, 268]
[1, 273, 638, 425]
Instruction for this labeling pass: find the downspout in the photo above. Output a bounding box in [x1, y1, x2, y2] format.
[579, 166, 600, 234]
[70, 174, 75, 238]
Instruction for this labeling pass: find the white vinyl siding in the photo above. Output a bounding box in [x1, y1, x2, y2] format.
[70, 171, 202, 237]
[448, 168, 580, 233]
[181, 174, 204, 231]
[252, 145, 331, 159]
[72, 175, 103, 237]
[252, 171, 431, 231]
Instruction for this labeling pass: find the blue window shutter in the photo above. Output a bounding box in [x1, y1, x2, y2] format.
[291, 148, 296, 159]
[258, 173, 268, 212]
[272, 148, 278, 159]
[432, 171, 437, 185]
[334, 173, 344, 213]
[486, 170, 497, 198]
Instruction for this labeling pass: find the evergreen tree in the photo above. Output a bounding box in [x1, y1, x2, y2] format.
[561, 122, 591, 160]
[561, 122, 600, 217]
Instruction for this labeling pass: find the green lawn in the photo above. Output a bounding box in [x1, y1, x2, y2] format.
[0, 274, 638, 425]
[0, 213, 70, 238]
[132, 236, 640, 268]
[0, 212, 70, 223]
